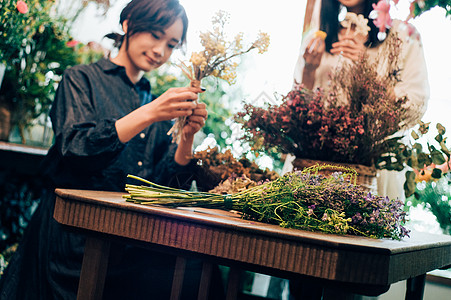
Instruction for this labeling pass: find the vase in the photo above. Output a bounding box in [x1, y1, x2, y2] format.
[292, 158, 378, 194]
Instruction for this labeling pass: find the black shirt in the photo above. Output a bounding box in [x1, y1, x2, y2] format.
[42, 58, 193, 191]
[0, 60, 224, 300]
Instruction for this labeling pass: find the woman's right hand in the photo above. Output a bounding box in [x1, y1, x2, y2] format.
[115, 86, 204, 143]
[330, 32, 367, 61]
[146, 86, 205, 123]
[303, 37, 326, 71]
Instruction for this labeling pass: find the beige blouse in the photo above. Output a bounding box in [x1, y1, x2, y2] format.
[293, 19, 430, 127]
[289, 19, 430, 200]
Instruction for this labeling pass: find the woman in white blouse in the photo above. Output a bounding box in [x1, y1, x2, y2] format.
[287, 0, 430, 201]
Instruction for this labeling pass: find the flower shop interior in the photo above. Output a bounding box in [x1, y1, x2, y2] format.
[1, 0, 451, 299]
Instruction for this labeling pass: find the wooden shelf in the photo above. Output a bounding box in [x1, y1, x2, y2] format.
[0, 141, 48, 156]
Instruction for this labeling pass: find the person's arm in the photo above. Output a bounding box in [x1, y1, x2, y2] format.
[50, 68, 126, 172]
[393, 25, 430, 127]
[330, 32, 368, 61]
[174, 102, 208, 165]
[115, 86, 203, 143]
[302, 62, 319, 90]
[294, 31, 326, 90]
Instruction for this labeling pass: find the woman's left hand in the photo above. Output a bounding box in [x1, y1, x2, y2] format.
[330, 33, 367, 61]
[182, 102, 208, 137]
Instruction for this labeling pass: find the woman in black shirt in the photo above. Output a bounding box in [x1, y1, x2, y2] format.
[0, 0, 224, 299]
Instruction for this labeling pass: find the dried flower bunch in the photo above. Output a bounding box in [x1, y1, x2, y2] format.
[124, 164, 410, 240]
[209, 174, 260, 194]
[168, 10, 270, 142]
[193, 146, 279, 192]
[236, 33, 408, 168]
[181, 10, 270, 85]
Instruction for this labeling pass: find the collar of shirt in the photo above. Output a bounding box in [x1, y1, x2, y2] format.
[96, 58, 151, 94]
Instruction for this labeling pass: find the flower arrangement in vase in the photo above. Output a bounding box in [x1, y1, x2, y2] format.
[235, 33, 408, 177]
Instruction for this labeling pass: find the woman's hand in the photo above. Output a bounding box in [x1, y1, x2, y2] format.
[330, 33, 367, 61]
[115, 86, 204, 144]
[174, 96, 208, 166]
[182, 102, 207, 138]
[147, 86, 204, 123]
[301, 37, 326, 90]
[303, 37, 326, 71]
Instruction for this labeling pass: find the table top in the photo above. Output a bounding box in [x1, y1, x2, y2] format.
[53, 188, 451, 288]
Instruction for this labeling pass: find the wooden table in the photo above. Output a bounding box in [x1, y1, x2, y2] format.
[53, 189, 451, 300]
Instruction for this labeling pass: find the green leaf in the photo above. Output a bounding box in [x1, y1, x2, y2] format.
[417, 152, 432, 167]
[430, 149, 446, 165]
[435, 134, 443, 143]
[413, 143, 423, 151]
[405, 170, 416, 181]
[403, 179, 416, 198]
[431, 168, 442, 179]
[436, 123, 446, 135]
[407, 157, 417, 169]
[402, 148, 412, 157]
[440, 139, 450, 155]
[418, 121, 430, 135]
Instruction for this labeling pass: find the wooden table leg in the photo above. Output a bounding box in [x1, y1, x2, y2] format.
[405, 274, 426, 300]
[226, 267, 241, 300]
[198, 262, 213, 300]
[170, 256, 187, 300]
[77, 236, 111, 300]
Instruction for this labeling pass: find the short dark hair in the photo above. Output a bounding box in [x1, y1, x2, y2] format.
[320, 0, 386, 52]
[106, 0, 188, 49]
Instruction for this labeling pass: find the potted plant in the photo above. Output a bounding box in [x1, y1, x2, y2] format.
[387, 121, 451, 235]
[0, 0, 111, 144]
[391, 121, 450, 198]
[0, 0, 45, 140]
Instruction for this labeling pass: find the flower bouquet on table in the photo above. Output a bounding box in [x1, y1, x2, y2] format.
[235, 33, 409, 190]
[168, 10, 269, 143]
[124, 164, 410, 240]
[192, 146, 279, 192]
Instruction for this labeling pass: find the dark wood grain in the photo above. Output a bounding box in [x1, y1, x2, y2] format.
[53, 189, 451, 298]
